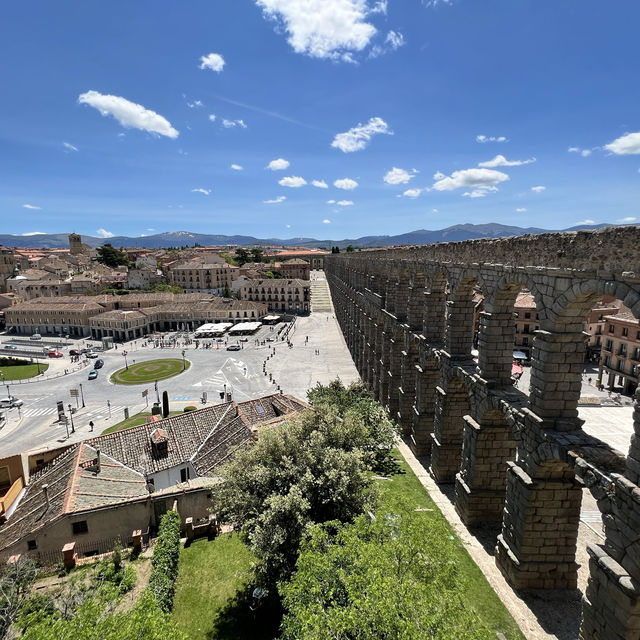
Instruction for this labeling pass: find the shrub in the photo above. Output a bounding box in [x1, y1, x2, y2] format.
[183, 405, 197, 412]
[147, 510, 181, 612]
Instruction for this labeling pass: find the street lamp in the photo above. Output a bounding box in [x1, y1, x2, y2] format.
[79, 383, 85, 408]
[123, 350, 129, 370]
[181, 349, 186, 371]
[68, 404, 75, 434]
[107, 400, 111, 418]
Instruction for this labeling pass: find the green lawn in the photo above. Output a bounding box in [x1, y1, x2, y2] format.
[110, 358, 190, 385]
[101, 410, 182, 434]
[170, 451, 524, 640]
[173, 534, 280, 640]
[0, 363, 49, 381]
[377, 451, 525, 640]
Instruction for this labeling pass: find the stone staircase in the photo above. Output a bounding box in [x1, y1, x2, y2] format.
[310, 276, 333, 312]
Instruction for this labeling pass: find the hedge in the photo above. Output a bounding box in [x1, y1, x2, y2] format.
[0, 357, 31, 367]
[147, 510, 181, 612]
[183, 406, 197, 412]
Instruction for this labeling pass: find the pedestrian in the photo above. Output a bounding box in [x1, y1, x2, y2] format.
[588, 377, 592, 385]
[89, 421, 94, 432]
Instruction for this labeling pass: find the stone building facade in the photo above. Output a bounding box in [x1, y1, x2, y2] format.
[238, 278, 310, 313]
[325, 227, 640, 640]
[599, 309, 640, 395]
[279, 258, 311, 280]
[167, 259, 238, 294]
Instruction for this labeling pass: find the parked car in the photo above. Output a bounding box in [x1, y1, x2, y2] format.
[88, 370, 98, 380]
[30, 334, 42, 341]
[69, 349, 81, 356]
[86, 352, 99, 358]
[226, 344, 241, 351]
[48, 350, 64, 358]
[4, 344, 17, 350]
[94, 359, 104, 369]
[0, 397, 24, 408]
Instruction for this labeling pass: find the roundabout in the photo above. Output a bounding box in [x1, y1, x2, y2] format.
[110, 358, 190, 385]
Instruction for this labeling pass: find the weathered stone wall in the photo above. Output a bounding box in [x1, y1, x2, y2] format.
[325, 227, 640, 640]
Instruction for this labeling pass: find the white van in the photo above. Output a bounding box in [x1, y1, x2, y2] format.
[30, 334, 42, 340]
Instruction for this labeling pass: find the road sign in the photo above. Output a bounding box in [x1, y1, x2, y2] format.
[142, 389, 148, 397]
[56, 401, 65, 422]
[70, 389, 79, 397]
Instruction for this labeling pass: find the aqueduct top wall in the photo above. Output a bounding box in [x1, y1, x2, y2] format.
[325, 226, 640, 640]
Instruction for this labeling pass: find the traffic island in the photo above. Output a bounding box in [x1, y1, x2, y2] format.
[110, 358, 190, 385]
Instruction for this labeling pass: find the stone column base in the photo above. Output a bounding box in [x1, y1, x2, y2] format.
[496, 534, 578, 590]
[454, 474, 505, 526]
[580, 544, 640, 640]
[411, 407, 433, 455]
[430, 434, 461, 483]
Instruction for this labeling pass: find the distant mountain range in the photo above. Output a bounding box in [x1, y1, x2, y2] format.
[0, 223, 623, 250]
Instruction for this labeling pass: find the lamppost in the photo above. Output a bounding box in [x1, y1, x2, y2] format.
[155, 380, 160, 403]
[68, 404, 75, 434]
[107, 400, 111, 418]
[123, 350, 129, 370]
[181, 349, 186, 371]
[79, 383, 85, 408]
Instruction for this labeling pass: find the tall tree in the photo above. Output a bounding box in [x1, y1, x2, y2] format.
[96, 244, 130, 268]
[250, 247, 264, 263]
[234, 248, 250, 265]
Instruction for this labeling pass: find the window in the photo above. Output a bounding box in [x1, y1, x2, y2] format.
[634, 347, 640, 361]
[617, 359, 626, 372]
[0, 466, 10, 492]
[524, 312, 531, 319]
[27, 540, 37, 551]
[72, 520, 88, 535]
[609, 324, 615, 333]
[605, 339, 614, 352]
[622, 327, 629, 337]
[619, 343, 627, 356]
[604, 355, 611, 367]
[180, 467, 190, 482]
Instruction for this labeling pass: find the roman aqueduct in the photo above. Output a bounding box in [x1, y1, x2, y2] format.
[325, 226, 640, 640]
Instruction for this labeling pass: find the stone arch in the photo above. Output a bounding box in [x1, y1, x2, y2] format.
[421, 269, 448, 344]
[444, 273, 480, 359]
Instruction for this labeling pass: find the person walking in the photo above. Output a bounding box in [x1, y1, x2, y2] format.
[89, 421, 94, 432]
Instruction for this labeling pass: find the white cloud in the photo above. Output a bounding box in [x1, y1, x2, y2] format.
[267, 158, 290, 170]
[478, 154, 535, 168]
[476, 135, 507, 143]
[432, 208, 438, 213]
[617, 217, 637, 223]
[21, 231, 46, 236]
[424, 0, 453, 6]
[574, 219, 596, 226]
[279, 176, 307, 187]
[334, 177, 358, 190]
[63, 142, 78, 152]
[385, 30, 404, 50]
[187, 100, 203, 108]
[327, 200, 336, 204]
[146, 228, 155, 232]
[222, 119, 247, 128]
[531, 185, 546, 192]
[370, 1, 387, 14]
[96, 228, 114, 238]
[432, 168, 509, 192]
[256, 0, 377, 61]
[336, 200, 354, 206]
[264, 196, 287, 203]
[231, 164, 244, 171]
[568, 146, 595, 157]
[322, 219, 331, 224]
[402, 188, 423, 198]
[199, 53, 225, 73]
[605, 132, 640, 155]
[516, 207, 527, 212]
[208, 114, 217, 122]
[462, 186, 499, 198]
[78, 90, 179, 138]
[286, 224, 291, 228]
[191, 188, 211, 195]
[383, 167, 417, 184]
[22, 204, 41, 210]
[312, 179, 328, 188]
[332, 116, 391, 152]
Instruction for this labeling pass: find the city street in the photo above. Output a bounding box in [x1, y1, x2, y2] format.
[0, 310, 360, 457]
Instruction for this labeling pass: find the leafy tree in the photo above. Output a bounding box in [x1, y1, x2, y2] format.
[0, 556, 37, 639]
[96, 244, 130, 268]
[213, 393, 385, 590]
[235, 248, 250, 265]
[221, 284, 234, 298]
[149, 283, 182, 293]
[345, 244, 355, 252]
[250, 247, 264, 263]
[280, 508, 494, 640]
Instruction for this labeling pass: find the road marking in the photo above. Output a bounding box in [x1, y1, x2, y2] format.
[172, 396, 191, 401]
[22, 407, 57, 417]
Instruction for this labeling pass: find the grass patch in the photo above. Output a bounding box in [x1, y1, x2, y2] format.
[173, 534, 280, 640]
[378, 450, 525, 640]
[110, 358, 190, 385]
[101, 411, 182, 434]
[0, 364, 49, 381]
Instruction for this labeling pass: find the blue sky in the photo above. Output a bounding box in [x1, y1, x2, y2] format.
[1, 0, 639, 240]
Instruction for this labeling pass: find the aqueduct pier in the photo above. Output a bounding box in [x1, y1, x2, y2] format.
[325, 227, 640, 640]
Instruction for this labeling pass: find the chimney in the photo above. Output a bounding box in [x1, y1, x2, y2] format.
[95, 447, 101, 473]
[42, 484, 49, 509]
